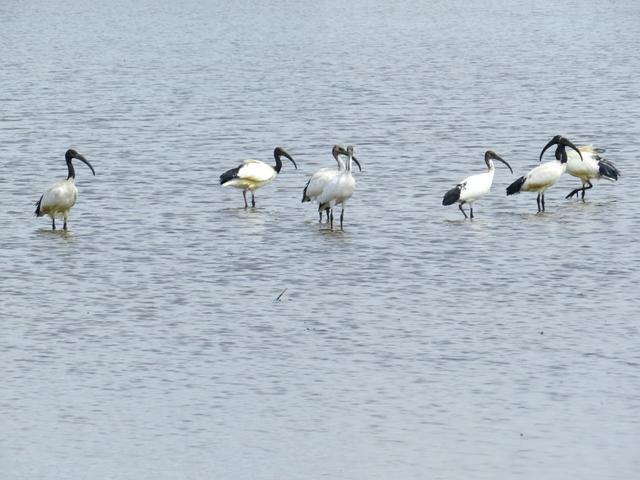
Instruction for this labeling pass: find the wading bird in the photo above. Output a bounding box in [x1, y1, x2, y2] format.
[35, 148, 95, 230]
[506, 135, 583, 212]
[442, 150, 513, 219]
[302, 145, 361, 221]
[565, 145, 620, 200]
[220, 147, 297, 208]
[317, 145, 359, 230]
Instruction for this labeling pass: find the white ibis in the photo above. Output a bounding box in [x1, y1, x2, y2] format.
[442, 150, 513, 219]
[316, 145, 359, 230]
[219, 147, 297, 208]
[34, 148, 95, 230]
[565, 145, 620, 200]
[506, 135, 583, 212]
[301, 145, 361, 221]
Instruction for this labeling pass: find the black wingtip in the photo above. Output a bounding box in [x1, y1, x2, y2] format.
[219, 166, 240, 185]
[506, 176, 526, 195]
[442, 185, 462, 206]
[598, 159, 620, 181]
[34, 195, 43, 216]
[302, 180, 311, 202]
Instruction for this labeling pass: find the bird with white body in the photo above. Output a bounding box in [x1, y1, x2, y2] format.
[34, 148, 95, 230]
[220, 147, 297, 208]
[316, 145, 359, 230]
[302, 145, 361, 221]
[506, 135, 583, 213]
[442, 150, 513, 219]
[565, 145, 620, 200]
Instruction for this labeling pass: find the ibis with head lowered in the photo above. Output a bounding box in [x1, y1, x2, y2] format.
[506, 135, 583, 213]
[565, 145, 620, 200]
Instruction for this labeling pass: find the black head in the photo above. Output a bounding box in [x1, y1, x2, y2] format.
[333, 144, 361, 172]
[539, 135, 583, 164]
[274, 146, 297, 170]
[484, 150, 513, 173]
[64, 148, 95, 176]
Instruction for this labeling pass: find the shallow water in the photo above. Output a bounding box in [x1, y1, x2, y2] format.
[1, 0, 640, 478]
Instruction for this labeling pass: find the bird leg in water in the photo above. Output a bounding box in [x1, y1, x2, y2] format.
[251, 191, 256, 208]
[242, 190, 248, 209]
[52, 218, 56, 230]
[470, 206, 474, 219]
[541, 194, 546, 212]
[458, 202, 468, 219]
[536, 194, 541, 213]
[329, 209, 334, 230]
[582, 181, 593, 200]
[340, 208, 344, 230]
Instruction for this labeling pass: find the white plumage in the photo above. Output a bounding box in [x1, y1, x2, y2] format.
[506, 135, 583, 212]
[316, 145, 359, 230]
[220, 147, 297, 208]
[302, 145, 361, 221]
[442, 150, 512, 219]
[565, 145, 620, 199]
[35, 149, 95, 230]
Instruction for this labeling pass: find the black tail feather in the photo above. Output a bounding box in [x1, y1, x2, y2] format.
[34, 195, 43, 216]
[506, 176, 526, 196]
[598, 158, 620, 181]
[442, 185, 462, 206]
[301, 179, 311, 202]
[219, 166, 240, 185]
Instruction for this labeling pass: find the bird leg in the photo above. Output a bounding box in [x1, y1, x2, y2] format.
[325, 207, 330, 221]
[536, 194, 541, 213]
[581, 181, 593, 201]
[63, 217, 68, 230]
[458, 203, 468, 219]
[329, 209, 334, 230]
[340, 208, 344, 230]
[541, 194, 546, 212]
[470, 206, 474, 219]
[51, 218, 56, 230]
[251, 191, 256, 208]
[242, 190, 248, 209]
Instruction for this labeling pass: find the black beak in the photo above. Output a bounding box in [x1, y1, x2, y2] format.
[275, 147, 297, 169]
[74, 152, 95, 176]
[539, 135, 583, 162]
[490, 152, 512, 173]
[351, 155, 362, 172]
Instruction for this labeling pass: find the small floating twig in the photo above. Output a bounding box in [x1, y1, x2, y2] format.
[275, 288, 288, 302]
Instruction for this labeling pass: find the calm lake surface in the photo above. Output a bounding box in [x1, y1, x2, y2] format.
[1, 0, 639, 478]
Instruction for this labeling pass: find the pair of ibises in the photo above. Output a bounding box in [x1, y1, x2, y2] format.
[34, 135, 619, 230]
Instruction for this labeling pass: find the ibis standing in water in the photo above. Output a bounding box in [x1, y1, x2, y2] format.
[316, 145, 359, 230]
[506, 135, 583, 212]
[35, 148, 95, 230]
[219, 147, 297, 208]
[565, 145, 620, 200]
[442, 150, 513, 219]
[302, 145, 361, 221]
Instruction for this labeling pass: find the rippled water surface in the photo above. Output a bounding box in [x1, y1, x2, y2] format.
[2, 0, 640, 478]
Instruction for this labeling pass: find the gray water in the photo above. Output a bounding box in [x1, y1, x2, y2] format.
[1, 0, 640, 478]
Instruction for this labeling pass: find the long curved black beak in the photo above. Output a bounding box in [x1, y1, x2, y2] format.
[540, 135, 583, 162]
[275, 147, 297, 169]
[491, 152, 512, 173]
[74, 152, 95, 176]
[351, 155, 362, 172]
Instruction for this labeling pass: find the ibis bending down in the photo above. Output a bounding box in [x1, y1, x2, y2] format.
[506, 135, 583, 212]
[442, 150, 512, 219]
[316, 145, 359, 230]
[565, 145, 620, 200]
[35, 149, 95, 230]
[302, 145, 361, 221]
[219, 147, 297, 208]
